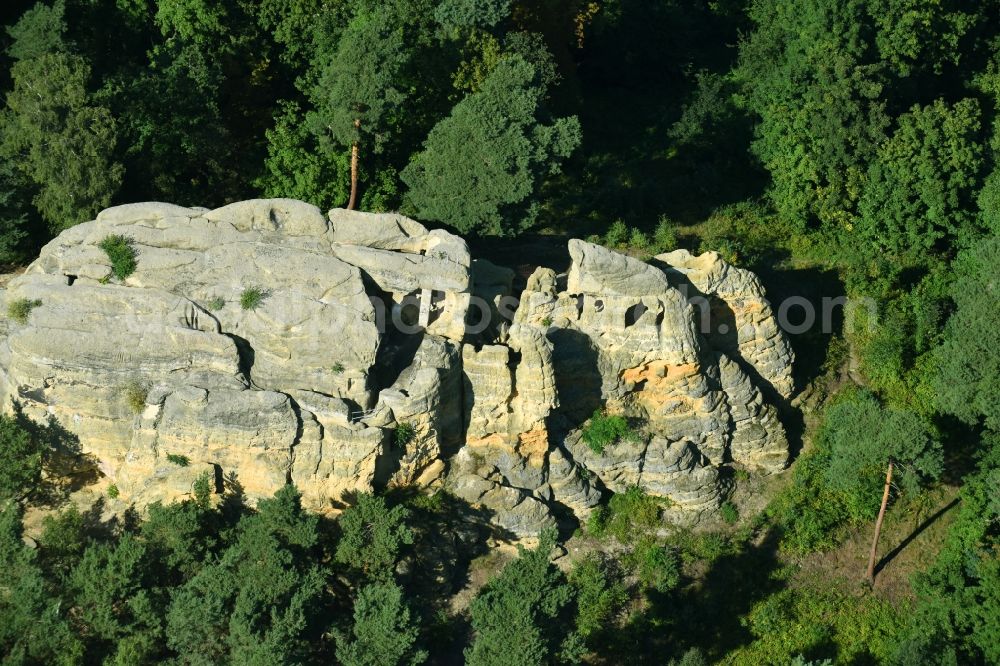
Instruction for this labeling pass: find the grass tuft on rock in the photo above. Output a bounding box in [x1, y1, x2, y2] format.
[99, 234, 138, 280]
[166, 453, 190, 467]
[240, 286, 267, 310]
[7, 298, 41, 324]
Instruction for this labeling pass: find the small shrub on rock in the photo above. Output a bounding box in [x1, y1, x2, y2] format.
[166, 453, 190, 467]
[588, 486, 664, 543]
[394, 422, 416, 447]
[582, 410, 636, 454]
[98, 234, 138, 280]
[122, 380, 148, 414]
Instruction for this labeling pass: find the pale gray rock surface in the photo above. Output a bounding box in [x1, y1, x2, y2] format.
[657, 249, 795, 399]
[0, 200, 794, 534]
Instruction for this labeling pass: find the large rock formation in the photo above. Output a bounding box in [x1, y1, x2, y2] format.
[0, 200, 793, 537]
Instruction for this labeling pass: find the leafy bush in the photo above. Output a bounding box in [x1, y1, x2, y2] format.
[588, 485, 663, 543]
[107, 484, 119, 499]
[582, 410, 636, 454]
[122, 380, 148, 414]
[0, 412, 42, 499]
[192, 471, 212, 506]
[165, 453, 190, 467]
[598, 218, 678, 256]
[731, 585, 905, 664]
[568, 554, 627, 641]
[98, 234, 138, 280]
[628, 227, 650, 250]
[604, 219, 628, 246]
[697, 201, 789, 267]
[7, 297, 41, 324]
[653, 215, 678, 253]
[393, 423, 416, 448]
[331, 362, 345, 374]
[767, 444, 851, 553]
[206, 297, 225, 311]
[677, 531, 734, 566]
[626, 537, 681, 592]
[720, 501, 739, 524]
[240, 286, 267, 310]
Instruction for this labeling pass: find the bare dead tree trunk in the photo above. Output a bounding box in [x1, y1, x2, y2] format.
[866, 459, 894, 585]
[347, 142, 359, 210]
[347, 118, 361, 210]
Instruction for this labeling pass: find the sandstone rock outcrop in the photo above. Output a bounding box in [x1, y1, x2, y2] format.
[0, 200, 794, 537]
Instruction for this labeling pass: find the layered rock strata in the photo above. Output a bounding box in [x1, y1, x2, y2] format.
[0, 200, 793, 536]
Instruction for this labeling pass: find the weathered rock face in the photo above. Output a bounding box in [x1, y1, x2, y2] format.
[0, 200, 794, 537]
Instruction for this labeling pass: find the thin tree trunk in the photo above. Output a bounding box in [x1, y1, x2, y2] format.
[866, 459, 894, 585]
[347, 118, 361, 210]
[347, 141, 359, 210]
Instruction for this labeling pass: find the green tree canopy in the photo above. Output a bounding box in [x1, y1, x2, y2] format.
[0, 413, 42, 500]
[5, 0, 66, 62]
[0, 500, 84, 664]
[0, 160, 36, 265]
[465, 528, 581, 665]
[899, 444, 1000, 664]
[737, 0, 888, 231]
[858, 98, 985, 256]
[819, 391, 943, 521]
[336, 582, 427, 666]
[2, 52, 122, 231]
[310, 6, 411, 209]
[933, 235, 1000, 429]
[68, 533, 161, 658]
[259, 100, 351, 209]
[434, 0, 511, 31]
[166, 485, 326, 664]
[401, 55, 580, 235]
[869, 0, 980, 77]
[335, 492, 413, 579]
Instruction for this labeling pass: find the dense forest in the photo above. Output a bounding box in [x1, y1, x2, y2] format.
[1, 0, 999, 664]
